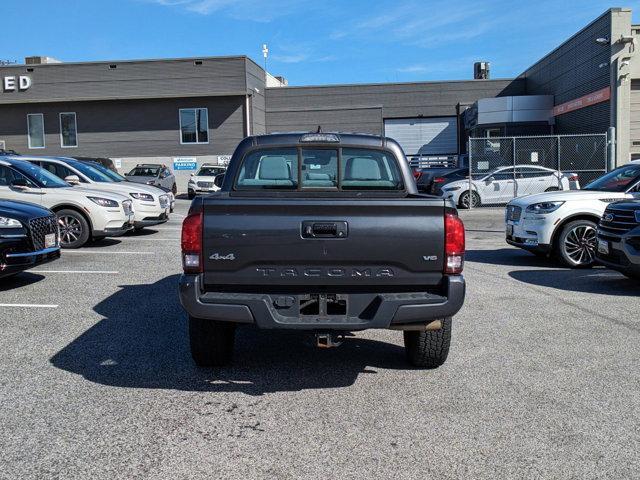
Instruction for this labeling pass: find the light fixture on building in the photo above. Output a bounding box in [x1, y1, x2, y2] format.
[598, 62, 609, 68]
[595, 37, 610, 45]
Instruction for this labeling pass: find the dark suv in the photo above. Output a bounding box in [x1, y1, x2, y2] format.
[1, 200, 60, 279]
[596, 200, 640, 279]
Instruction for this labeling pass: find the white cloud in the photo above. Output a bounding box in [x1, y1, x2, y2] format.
[397, 65, 428, 73]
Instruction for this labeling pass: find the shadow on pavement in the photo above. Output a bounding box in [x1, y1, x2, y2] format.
[50, 275, 412, 395]
[0, 272, 45, 291]
[466, 248, 556, 268]
[87, 238, 122, 247]
[508, 269, 638, 296]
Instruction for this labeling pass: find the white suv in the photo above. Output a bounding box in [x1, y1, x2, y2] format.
[505, 164, 640, 267]
[187, 164, 226, 199]
[442, 165, 579, 208]
[24, 156, 170, 231]
[0, 157, 134, 248]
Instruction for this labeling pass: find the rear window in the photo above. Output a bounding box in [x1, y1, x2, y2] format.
[235, 147, 403, 191]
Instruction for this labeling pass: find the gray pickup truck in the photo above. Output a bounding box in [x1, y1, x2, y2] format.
[179, 132, 466, 368]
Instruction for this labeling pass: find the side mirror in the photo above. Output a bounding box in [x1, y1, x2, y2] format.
[190, 173, 195, 177]
[10, 178, 29, 190]
[64, 174, 81, 185]
[486, 176, 495, 183]
[214, 173, 225, 188]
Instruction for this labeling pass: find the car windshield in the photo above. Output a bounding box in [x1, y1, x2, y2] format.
[83, 161, 126, 182]
[65, 159, 114, 182]
[197, 166, 225, 176]
[128, 166, 159, 177]
[12, 160, 69, 188]
[584, 165, 640, 192]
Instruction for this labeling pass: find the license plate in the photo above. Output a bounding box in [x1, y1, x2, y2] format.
[597, 239, 609, 255]
[506, 224, 514, 236]
[45, 233, 57, 248]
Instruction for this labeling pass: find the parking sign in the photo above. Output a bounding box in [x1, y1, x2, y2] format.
[173, 157, 197, 171]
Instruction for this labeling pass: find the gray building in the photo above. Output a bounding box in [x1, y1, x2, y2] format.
[0, 7, 638, 191]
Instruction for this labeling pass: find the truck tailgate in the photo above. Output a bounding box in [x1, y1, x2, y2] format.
[202, 196, 446, 288]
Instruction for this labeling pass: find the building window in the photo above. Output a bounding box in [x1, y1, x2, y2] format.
[179, 108, 209, 144]
[27, 114, 45, 149]
[59, 112, 78, 148]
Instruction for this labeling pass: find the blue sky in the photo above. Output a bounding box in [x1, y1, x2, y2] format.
[2, 0, 639, 85]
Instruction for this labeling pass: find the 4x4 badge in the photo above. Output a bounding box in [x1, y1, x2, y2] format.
[209, 253, 236, 260]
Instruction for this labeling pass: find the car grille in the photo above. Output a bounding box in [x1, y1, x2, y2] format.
[197, 181, 213, 188]
[506, 205, 522, 222]
[122, 199, 134, 216]
[159, 195, 169, 209]
[28, 215, 58, 251]
[599, 207, 640, 236]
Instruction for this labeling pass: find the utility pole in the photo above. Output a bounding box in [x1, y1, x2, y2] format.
[262, 44, 268, 72]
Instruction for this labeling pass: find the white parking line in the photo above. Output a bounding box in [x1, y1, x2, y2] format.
[63, 250, 154, 255]
[0, 303, 58, 308]
[29, 270, 119, 274]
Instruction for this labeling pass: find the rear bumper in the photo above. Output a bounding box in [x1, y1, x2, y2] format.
[595, 235, 640, 277]
[179, 274, 466, 330]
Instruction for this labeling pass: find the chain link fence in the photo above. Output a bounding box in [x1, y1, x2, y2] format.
[465, 134, 608, 208]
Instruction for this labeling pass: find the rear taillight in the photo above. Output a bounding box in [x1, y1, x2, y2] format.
[413, 170, 422, 180]
[181, 211, 203, 273]
[444, 213, 465, 274]
[568, 174, 579, 182]
[434, 177, 446, 183]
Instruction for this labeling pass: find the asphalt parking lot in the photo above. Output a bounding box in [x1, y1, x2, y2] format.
[1, 202, 639, 479]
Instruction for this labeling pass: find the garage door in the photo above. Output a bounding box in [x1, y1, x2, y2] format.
[384, 117, 458, 156]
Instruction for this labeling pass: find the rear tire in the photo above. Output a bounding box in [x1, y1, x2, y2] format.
[188, 190, 195, 200]
[458, 191, 481, 209]
[189, 316, 236, 367]
[556, 219, 597, 268]
[403, 317, 452, 368]
[172, 183, 178, 195]
[545, 187, 560, 192]
[57, 209, 90, 249]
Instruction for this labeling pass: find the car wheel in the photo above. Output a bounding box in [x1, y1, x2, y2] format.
[189, 316, 236, 367]
[545, 187, 560, 192]
[172, 183, 178, 195]
[188, 190, 195, 200]
[458, 191, 481, 209]
[557, 219, 597, 268]
[57, 209, 90, 249]
[403, 317, 452, 368]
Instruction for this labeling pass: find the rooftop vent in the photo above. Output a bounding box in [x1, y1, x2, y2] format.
[474, 61, 490, 80]
[25, 56, 62, 65]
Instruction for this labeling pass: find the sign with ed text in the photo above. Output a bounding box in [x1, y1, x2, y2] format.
[2, 75, 31, 92]
[173, 157, 198, 171]
[552, 87, 610, 116]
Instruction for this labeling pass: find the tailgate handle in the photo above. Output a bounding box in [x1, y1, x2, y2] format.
[302, 221, 348, 238]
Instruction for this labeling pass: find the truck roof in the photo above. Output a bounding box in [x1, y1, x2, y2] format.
[249, 132, 395, 149]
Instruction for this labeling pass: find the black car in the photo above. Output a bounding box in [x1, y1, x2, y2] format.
[596, 200, 640, 280]
[0, 199, 60, 279]
[414, 167, 469, 195]
[73, 156, 118, 172]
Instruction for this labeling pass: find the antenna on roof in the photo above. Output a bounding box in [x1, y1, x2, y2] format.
[316, 126, 322, 133]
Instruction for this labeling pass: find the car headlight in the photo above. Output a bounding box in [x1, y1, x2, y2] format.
[87, 196, 119, 208]
[0, 216, 22, 228]
[525, 201, 565, 214]
[130, 192, 154, 202]
[444, 186, 461, 191]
